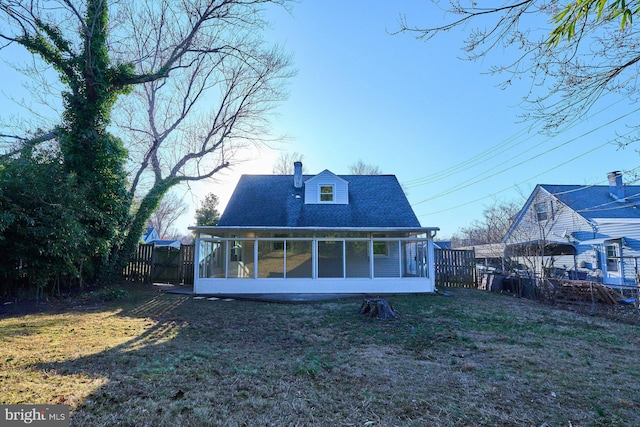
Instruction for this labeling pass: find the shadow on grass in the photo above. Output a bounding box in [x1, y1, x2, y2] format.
[14, 287, 640, 427]
[27, 290, 382, 426]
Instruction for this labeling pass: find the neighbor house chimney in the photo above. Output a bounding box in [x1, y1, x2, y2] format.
[293, 161, 303, 189]
[607, 171, 625, 200]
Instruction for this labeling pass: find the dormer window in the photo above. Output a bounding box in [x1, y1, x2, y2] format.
[320, 185, 334, 202]
[304, 170, 348, 204]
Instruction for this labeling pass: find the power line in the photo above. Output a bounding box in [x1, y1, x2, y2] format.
[412, 106, 640, 208]
[403, 95, 630, 189]
[415, 132, 640, 217]
[403, 126, 537, 188]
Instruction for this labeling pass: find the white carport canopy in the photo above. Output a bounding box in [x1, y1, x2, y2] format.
[578, 236, 624, 245]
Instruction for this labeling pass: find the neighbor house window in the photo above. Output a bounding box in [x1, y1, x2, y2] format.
[534, 202, 548, 222]
[320, 185, 334, 202]
[606, 244, 619, 272]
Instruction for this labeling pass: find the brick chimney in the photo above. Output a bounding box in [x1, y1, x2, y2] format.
[607, 171, 625, 200]
[294, 161, 303, 189]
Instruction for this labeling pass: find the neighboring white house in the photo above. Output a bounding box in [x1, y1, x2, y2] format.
[190, 162, 439, 295]
[503, 171, 640, 287]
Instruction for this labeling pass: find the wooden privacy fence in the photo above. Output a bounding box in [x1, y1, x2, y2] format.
[123, 244, 195, 285]
[435, 248, 477, 288]
[122, 244, 154, 283]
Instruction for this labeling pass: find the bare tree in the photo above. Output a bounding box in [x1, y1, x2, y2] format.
[504, 193, 572, 279]
[0, 0, 294, 282]
[455, 200, 521, 246]
[107, 0, 294, 277]
[272, 151, 306, 174]
[148, 193, 188, 239]
[348, 159, 382, 175]
[397, 1, 640, 139]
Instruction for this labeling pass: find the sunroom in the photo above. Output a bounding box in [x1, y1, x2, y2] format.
[192, 227, 437, 295]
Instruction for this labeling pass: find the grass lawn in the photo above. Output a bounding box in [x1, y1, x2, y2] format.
[1, 285, 639, 426]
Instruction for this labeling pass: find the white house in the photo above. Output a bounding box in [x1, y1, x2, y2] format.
[504, 171, 640, 287]
[190, 162, 438, 295]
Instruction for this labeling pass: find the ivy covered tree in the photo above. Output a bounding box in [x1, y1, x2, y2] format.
[1, 1, 134, 283]
[0, 0, 292, 289]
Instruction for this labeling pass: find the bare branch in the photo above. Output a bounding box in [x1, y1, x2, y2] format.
[0, 129, 58, 158]
[396, 0, 640, 136]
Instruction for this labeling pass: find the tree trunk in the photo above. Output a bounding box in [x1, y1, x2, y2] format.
[102, 179, 177, 284]
[359, 298, 398, 320]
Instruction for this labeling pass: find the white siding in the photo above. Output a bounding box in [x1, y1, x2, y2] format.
[506, 189, 593, 246]
[593, 220, 640, 285]
[373, 242, 401, 277]
[304, 170, 349, 204]
[506, 188, 596, 278]
[195, 277, 434, 295]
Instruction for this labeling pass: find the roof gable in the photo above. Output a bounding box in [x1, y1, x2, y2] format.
[305, 169, 349, 185]
[505, 183, 640, 242]
[142, 227, 160, 243]
[304, 169, 349, 204]
[504, 185, 549, 241]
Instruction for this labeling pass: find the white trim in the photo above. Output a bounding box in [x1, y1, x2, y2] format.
[191, 226, 439, 233]
[602, 242, 624, 285]
[224, 240, 229, 279]
[254, 239, 258, 279]
[342, 240, 346, 278]
[592, 218, 640, 225]
[397, 240, 402, 277]
[194, 233, 436, 293]
[318, 183, 335, 203]
[312, 240, 317, 278]
[305, 169, 349, 185]
[194, 277, 434, 295]
[283, 240, 287, 278]
[427, 239, 435, 280]
[369, 240, 374, 279]
[194, 238, 201, 292]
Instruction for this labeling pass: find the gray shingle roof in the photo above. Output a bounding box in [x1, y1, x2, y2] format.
[218, 174, 421, 228]
[541, 184, 640, 220]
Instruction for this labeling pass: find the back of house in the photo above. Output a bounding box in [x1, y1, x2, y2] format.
[190, 162, 439, 295]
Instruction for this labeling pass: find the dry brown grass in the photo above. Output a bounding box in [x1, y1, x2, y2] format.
[1, 285, 639, 426]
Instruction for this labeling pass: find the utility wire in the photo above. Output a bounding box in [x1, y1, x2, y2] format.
[412, 106, 640, 207]
[415, 132, 639, 217]
[403, 95, 630, 188]
[403, 126, 537, 188]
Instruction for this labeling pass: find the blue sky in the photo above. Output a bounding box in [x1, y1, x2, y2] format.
[187, 0, 638, 238]
[2, 1, 638, 239]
